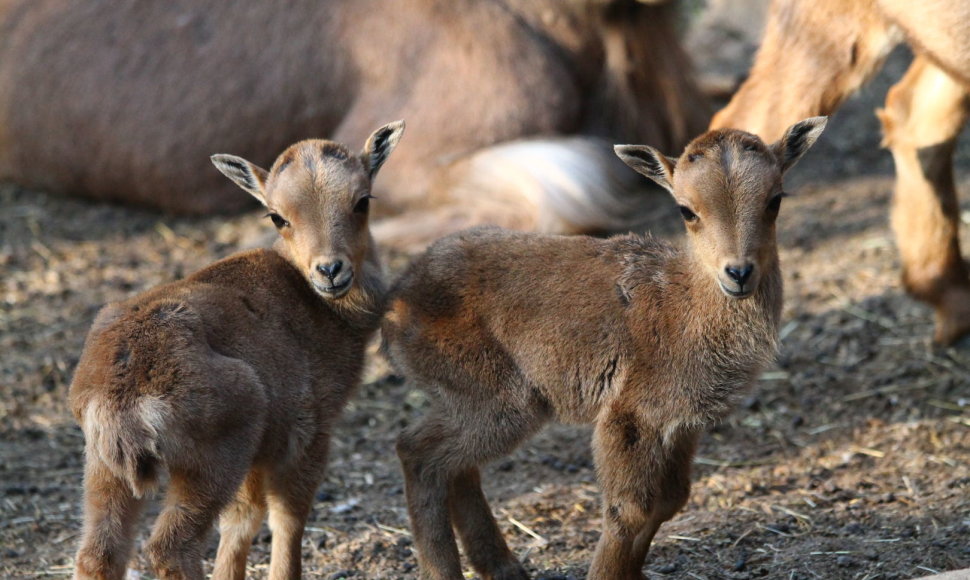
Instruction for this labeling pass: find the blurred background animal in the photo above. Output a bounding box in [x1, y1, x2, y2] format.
[710, 0, 970, 344]
[0, 0, 708, 248]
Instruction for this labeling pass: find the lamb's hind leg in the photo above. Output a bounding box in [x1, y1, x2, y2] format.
[212, 470, 267, 580]
[146, 465, 248, 580]
[73, 455, 147, 580]
[449, 467, 529, 580]
[398, 398, 542, 580]
[145, 358, 265, 579]
[264, 432, 331, 580]
[878, 55, 970, 344]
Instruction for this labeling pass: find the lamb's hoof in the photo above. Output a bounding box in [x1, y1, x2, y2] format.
[486, 562, 530, 580]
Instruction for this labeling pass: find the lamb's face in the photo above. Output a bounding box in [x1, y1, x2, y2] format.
[210, 121, 405, 304]
[671, 131, 784, 299]
[614, 117, 828, 299]
[261, 142, 374, 301]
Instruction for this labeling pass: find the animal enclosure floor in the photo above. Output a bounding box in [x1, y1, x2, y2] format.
[3, 68, 970, 580]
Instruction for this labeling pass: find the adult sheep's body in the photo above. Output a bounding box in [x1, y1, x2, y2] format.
[710, 0, 970, 344]
[0, 0, 708, 245]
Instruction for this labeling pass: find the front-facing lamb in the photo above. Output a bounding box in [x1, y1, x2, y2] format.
[69, 121, 404, 580]
[382, 118, 826, 580]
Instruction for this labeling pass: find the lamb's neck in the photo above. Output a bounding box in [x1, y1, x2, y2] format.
[272, 238, 386, 330]
[675, 250, 783, 335]
[348, 241, 388, 328]
[668, 249, 783, 425]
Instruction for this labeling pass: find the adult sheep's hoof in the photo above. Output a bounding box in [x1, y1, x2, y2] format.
[933, 285, 970, 345]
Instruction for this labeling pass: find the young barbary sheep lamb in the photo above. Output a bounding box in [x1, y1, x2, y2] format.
[69, 121, 404, 580]
[382, 118, 826, 580]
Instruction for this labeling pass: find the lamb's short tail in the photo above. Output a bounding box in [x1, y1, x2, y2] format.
[373, 137, 661, 253]
[82, 396, 167, 498]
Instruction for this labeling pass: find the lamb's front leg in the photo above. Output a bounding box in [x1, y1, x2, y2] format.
[212, 471, 266, 580]
[589, 406, 696, 580]
[264, 436, 331, 580]
[628, 430, 699, 567]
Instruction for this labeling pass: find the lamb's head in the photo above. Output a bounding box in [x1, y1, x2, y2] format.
[211, 121, 404, 301]
[615, 117, 826, 299]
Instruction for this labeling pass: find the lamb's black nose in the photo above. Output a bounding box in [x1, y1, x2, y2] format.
[316, 260, 344, 280]
[725, 263, 753, 286]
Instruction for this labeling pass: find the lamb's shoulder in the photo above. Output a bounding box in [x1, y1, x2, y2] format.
[395, 226, 500, 290]
[182, 249, 328, 311]
[185, 249, 301, 292]
[93, 249, 334, 351]
[611, 233, 679, 305]
[399, 226, 599, 293]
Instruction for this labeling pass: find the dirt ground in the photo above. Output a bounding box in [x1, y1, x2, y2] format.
[2, 43, 970, 579]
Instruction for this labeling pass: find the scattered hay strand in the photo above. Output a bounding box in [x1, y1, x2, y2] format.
[505, 513, 548, 546]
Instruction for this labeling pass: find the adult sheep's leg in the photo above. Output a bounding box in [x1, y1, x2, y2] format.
[878, 55, 970, 344]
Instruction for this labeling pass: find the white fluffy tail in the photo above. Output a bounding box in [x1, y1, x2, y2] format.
[373, 137, 659, 253]
[83, 396, 168, 498]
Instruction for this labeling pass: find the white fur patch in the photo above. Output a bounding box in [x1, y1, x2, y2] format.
[138, 396, 168, 454]
[83, 397, 168, 498]
[444, 137, 657, 233]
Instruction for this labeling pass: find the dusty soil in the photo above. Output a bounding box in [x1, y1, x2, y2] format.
[2, 48, 969, 579]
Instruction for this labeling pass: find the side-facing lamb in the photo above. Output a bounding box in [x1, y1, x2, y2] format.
[382, 118, 826, 579]
[69, 121, 404, 580]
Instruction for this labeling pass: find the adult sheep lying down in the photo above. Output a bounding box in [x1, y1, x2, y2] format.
[0, 0, 708, 247]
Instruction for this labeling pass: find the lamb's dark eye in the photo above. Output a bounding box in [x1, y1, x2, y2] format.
[678, 205, 698, 223]
[354, 195, 374, 214]
[767, 192, 785, 213]
[266, 212, 289, 229]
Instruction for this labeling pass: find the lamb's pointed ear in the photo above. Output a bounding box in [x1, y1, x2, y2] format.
[771, 116, 828, 174]
[614, 144, 677, 193]
[361, 120, 405, 181]
[211, 154, 270, 206]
